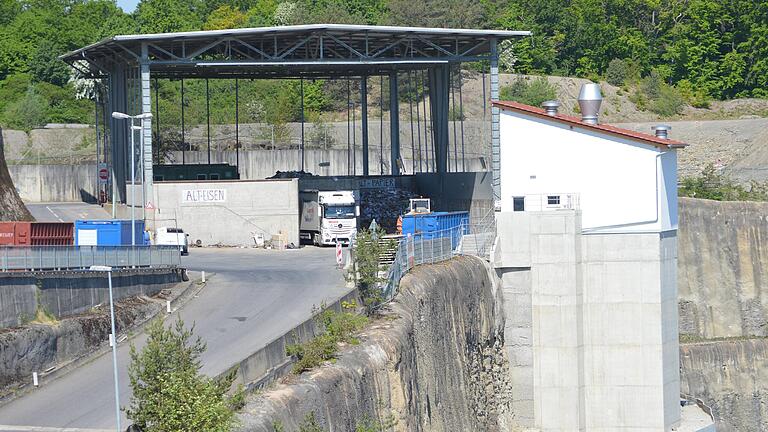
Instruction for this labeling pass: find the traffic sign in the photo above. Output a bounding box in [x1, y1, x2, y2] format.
[336, 240, 343, 267]
[97, 163, 109, 185]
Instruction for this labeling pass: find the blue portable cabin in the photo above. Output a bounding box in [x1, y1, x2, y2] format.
[74, 220, 147, 246]
[401, 211, 469, 248]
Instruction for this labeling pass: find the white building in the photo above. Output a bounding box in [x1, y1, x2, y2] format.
[490, 90, 709, 431]
[496, 100, 684, 233]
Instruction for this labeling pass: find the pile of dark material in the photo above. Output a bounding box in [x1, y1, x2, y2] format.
[360, 188, 418, 233]
[267, 170, 316, 179]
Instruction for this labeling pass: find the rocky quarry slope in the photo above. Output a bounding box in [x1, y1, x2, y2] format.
[679, 197, 768, 432]
[237, 257, 514, 431]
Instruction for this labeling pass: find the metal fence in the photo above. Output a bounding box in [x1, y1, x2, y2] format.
[0, 245, 182, 272]
[379, 210, 497, 301]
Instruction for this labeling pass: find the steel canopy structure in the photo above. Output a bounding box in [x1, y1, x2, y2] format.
[61, 24, 530, 207]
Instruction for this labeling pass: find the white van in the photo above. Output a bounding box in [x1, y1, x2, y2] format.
[155, 227, 189, 255]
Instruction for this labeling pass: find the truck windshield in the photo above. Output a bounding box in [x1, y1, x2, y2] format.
[324, 205, 355, 218]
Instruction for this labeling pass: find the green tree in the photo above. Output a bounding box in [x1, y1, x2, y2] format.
[204, 5, 248, 30]
[136, 0, 205, 34]
[2, 85, 48, 130]
[127, 318, 236, 432]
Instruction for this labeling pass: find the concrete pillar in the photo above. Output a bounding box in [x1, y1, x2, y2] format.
[389, 72, 400, 176]
[490, 39, 501, 201]
[140, 44, 155, 212]
[428, 64, 450, 174]
[361, 76, 369, 176]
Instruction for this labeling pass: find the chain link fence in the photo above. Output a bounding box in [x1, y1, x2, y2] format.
[0, 245, 181, 272]
[379, 210, 497, 301]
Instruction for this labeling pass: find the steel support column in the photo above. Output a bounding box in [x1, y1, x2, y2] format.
[108, 68, 128, 205]
[490, 38, 501, 201]
[360, 76, 369, 176]
[428, 64, 450, 174]
[140, 44, 154, 212]
[389, 72, 400, 176]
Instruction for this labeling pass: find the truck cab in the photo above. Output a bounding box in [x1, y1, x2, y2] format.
[300, 190, 358, 246]
[155, 227, 189, 255]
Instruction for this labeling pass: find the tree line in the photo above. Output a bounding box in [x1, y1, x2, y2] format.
[0, 0, 765, 129]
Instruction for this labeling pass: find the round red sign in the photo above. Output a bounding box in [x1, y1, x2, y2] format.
[98, 168, 108, 180]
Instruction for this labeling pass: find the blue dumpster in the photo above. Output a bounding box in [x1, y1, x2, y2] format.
[401, 211, 469, 248]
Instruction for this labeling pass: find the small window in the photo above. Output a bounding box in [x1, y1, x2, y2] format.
[196, 174, 207, 180]
[513, 197, 525, 212]
[547, 195, 561, 205]
[210, 174, 220, 180]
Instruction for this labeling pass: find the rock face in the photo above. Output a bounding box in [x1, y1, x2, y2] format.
[678, 197, 768, 339]
[237, 256, 514, 431]
[678, 197, 768, 431]
[0, 127, 32, 221]
[0, 297, 160, 396]
[680, 340, 768, 432]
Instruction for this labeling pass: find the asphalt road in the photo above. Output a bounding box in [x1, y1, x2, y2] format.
[0, 247, 349, 430]
[25, 202, 111, 222]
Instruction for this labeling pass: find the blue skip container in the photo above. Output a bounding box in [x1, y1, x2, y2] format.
[401, 211, 469, 248]
[75, 220, 146, 246]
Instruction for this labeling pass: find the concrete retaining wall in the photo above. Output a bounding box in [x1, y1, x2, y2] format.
[237, 256, 513, 431]
[8, 164, 98, 203]
[0, 269, 181, 329]
[170, 149, 487, 179]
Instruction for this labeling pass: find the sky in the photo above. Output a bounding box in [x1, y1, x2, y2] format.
[116, 0, 139, 13]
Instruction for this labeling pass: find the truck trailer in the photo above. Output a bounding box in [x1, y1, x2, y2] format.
[299, 190, 358, 246]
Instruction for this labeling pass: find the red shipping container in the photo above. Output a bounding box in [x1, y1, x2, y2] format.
[31, 222, 73, 245]
[0, 222, 31, 245]
[0, 222, 73, 245]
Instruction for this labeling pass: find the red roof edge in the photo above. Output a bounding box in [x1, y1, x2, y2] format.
[492, 100, 688, 149]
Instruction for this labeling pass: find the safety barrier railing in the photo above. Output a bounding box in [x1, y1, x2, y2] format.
[378, 212, 497, 301]
[0, 245, 182, 272]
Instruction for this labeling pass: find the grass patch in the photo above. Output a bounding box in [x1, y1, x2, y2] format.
[286, 301, 368, 374]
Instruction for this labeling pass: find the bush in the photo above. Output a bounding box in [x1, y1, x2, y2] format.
[286, 301, 368, 373]
[499, 76, 557, 107]
[679, 164, 768, 201]
[649, 85, 685, 116]
[605, 59, 629, 86]
[127, 318, 237, 432]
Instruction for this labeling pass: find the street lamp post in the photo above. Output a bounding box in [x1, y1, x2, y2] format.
[112, 112, 152, 247]
[90, 265, 120, 432]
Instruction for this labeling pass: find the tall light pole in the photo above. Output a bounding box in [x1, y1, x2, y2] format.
[90, 265, 120, 432]
[112, 112, 152, 246]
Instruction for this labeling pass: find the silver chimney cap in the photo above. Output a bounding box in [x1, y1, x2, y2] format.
[541, 100, 560, 116]
[652, 125, 672, 139]
[578, 83, 603, 125]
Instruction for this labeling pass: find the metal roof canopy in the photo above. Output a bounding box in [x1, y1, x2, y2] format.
[61, 24, 530, 79]
[65, 24, 529, 210]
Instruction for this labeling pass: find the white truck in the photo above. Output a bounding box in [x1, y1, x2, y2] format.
[155, 227, 189, 255]
[299, 190, 358, 246]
